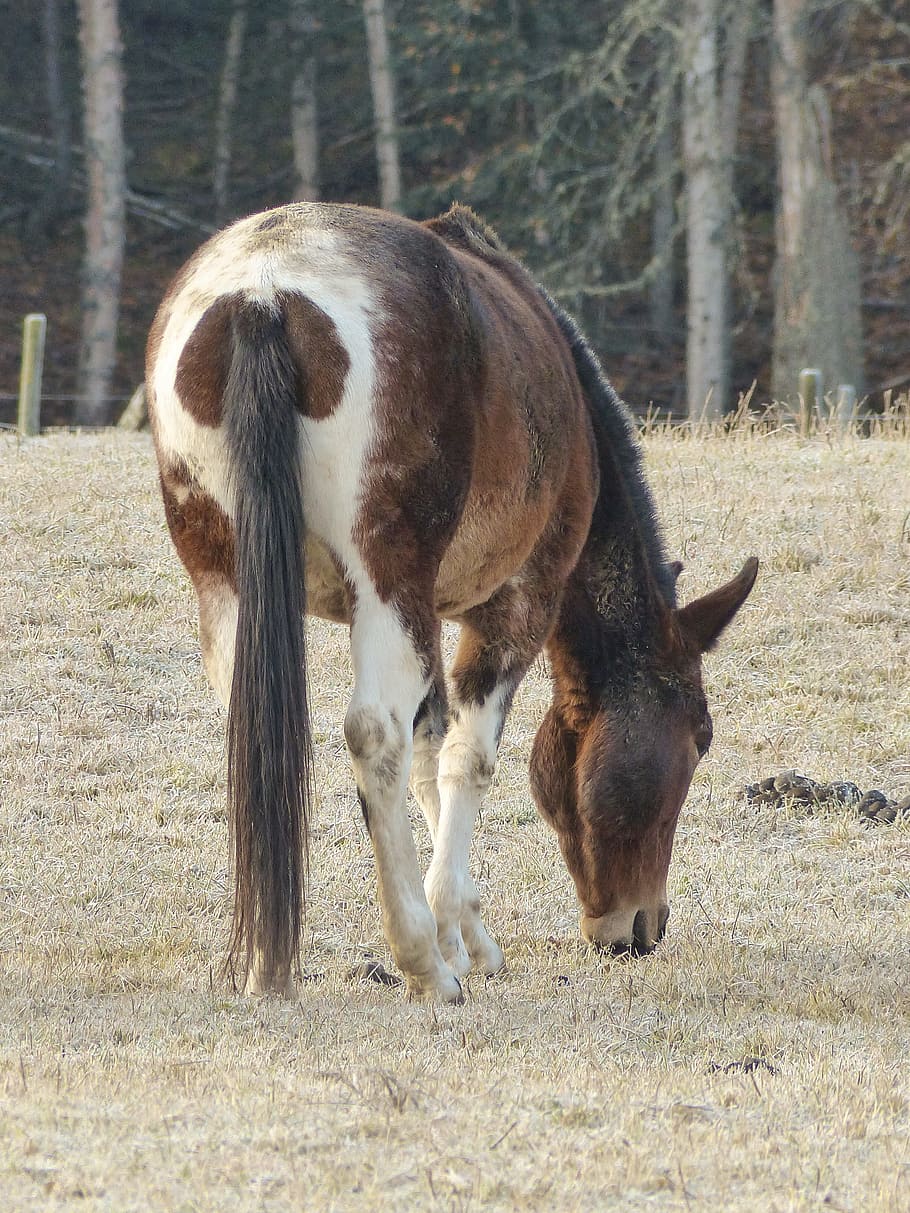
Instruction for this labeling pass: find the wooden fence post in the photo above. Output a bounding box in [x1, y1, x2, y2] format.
[18, 313, 47, 436]
[798, 367, 822, 430]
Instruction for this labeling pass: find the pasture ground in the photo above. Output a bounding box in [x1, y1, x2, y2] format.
[1, 426, 908, 1212]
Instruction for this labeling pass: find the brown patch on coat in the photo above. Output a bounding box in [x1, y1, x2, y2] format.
[346, 207, 597, 676]
[174, 296, 236, 428]
[172, 289, 349, 429]
[432, 242, 593, 612]
[344, 216, 482, 667]
[160, 461, 236, 590]
[278, 291, 350, 420]
[303, 536, 352, 623]
[449, 411, 596, 711]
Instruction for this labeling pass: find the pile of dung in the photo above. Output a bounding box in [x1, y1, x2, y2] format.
[744, 770, 910, 825]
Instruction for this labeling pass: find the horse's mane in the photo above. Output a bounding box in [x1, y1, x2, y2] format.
[423, 204, 507, 258]
[541, 295, 677, 608]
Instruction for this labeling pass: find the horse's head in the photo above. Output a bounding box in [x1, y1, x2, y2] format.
[531, 557, 757, 954]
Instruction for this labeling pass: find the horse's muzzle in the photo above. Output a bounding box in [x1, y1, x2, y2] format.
[581, 902, 671, 956]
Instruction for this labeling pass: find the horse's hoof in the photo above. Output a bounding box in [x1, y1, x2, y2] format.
[349, 958, 402, 987]
[243, 969, 296, 998]
[439, 930, 472, 978]
[407, 970, 464, 1005]
[464, 924, 506, 977]
[476, 942, 506, 977]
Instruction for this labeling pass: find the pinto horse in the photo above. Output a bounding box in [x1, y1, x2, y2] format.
[146, 202, 757, 1002]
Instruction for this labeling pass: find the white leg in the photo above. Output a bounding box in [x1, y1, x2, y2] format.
[345, 594, 462, 1003]
[424, 688, 507, 978]
[198, 578, 238, 710]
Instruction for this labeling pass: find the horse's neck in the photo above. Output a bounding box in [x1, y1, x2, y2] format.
[548, 518, 663, 726]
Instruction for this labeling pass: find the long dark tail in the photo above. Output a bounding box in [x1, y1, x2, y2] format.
[222, 299, 312, 991]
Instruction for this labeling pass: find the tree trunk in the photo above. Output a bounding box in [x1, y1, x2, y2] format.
[771, 0, 863, 406]
[290, 0, 319, 201]
[682, 0, 728, 420]
[720, 4, 752, 170]
[362, 0, 401, 211]
[76, 0, 125, 426]
[213, 0, 247, 226]
[38, 0, 73, 227]
[650, 110, 676, 338]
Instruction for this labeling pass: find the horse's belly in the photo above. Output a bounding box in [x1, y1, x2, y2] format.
[434, 497, 548, 617]
[304, 536, 352, 623]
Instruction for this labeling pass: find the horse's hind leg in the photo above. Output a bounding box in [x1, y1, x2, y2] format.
[197, 580, 237, 709]
[424, 621, 526, 979]
[160, 471, 238, 709]
[345, 593, 463, 1003]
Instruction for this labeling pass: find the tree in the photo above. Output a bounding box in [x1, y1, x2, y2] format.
[363, 0, 401, 211]
[76, 0, 125, 425]
[649, 104, 676, 341]
[213, 0, 248, 226]
[36, 0, 73, 233]
[682, 0, 752, 420]
[290, 0, 319, 201]
[771, 0, 863, 407]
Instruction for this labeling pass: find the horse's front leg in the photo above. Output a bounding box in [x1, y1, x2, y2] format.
[421, 628, 511, 979]
[345, 594, 463, 1004]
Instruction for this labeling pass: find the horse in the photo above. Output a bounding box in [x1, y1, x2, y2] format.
[145, 201, 757, 1003]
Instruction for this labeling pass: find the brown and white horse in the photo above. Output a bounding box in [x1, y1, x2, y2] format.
[146, 202, 757, 1002]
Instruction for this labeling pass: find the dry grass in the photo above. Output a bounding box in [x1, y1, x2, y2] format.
[1, 427, 908, 1212]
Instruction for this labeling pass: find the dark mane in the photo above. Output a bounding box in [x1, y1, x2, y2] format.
[540, 294, 677, 608]
[423, 204, 507, 258]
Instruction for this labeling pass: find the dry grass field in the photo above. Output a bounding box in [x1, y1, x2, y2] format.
[1, 424, 908, 1212]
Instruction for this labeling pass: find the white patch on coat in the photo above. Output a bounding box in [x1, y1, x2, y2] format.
[149, 210, 377, 572]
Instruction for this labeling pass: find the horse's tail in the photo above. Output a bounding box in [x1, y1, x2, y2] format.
[222, 298, 312, 992]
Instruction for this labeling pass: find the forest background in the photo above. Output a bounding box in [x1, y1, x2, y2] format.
[1, 0, 908, 426]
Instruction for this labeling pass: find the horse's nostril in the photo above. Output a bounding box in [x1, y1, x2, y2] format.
[631, 908, 657, 956]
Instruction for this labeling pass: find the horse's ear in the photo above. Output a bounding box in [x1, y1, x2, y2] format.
[676, 557, 758, 652]
[669, 560, 684, 582]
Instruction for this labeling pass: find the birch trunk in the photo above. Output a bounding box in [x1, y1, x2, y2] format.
[720, 4, 752, 170]
[290, 0, 319, 201]
[213, 0, 247, 226]
[76, 0, 125, 426]
[650, 112, 676, 338]
[40, 0, 72, 221]
[682, 0, 728, 419]
[771, 0, 863, 403]
[363, 0, 401, 212]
